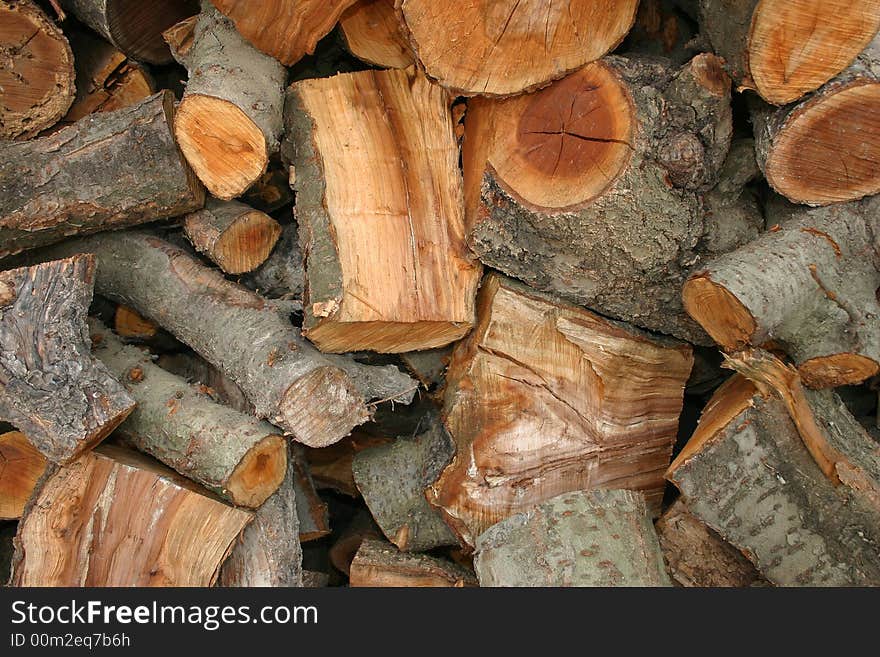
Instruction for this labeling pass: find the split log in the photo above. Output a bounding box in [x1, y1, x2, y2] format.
[291, 447, 331, 542]
[396, 0, 639, 97]
[349, 538, 476, 587]
[286, 66, 481, 353]
[683, 196, 880, 388]
[340, 0, 413, 69]
[427, 274, 694, 547]
[751, 36, 880, 206]
[655, 499, 765, 587]
[304, 432, 391, 497]
[699, 0, 880, 105]
[61, 27, 154, 125]
[238, 222, 304, 300]
[220, 443, 303, 587]
[474, 490, 671, 587]
[0, 0, 75, 139]
[667, 374, 880, 586]
[329, 510, 382, 576]
[60, 0, 199, 64]
[184, 198, 283, 275]
[169, 3, 287, 200]
[0, 91, 205, 260]
[0, 432, 47, 520]
[41, 232, 417, 447]
[89, 319, 287, 508]
[465, 54, 744, 343]
[11, 444, 252, 586]
[0, 255, 135, 463]
[353, 415, 458, 551]
[210, 0, 359, 65]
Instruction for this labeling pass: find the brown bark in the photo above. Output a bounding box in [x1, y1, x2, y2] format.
[340, 0, 413, 69]
[0, 0, 75, 139]
[427, 273, 694, 548]
[474, 490, 671, 587]
[655, 499, 766, 587]
[184, 198, 282, 275]
[60, 0, 199, 64]
[11, 444, 252, 586]
[349, 538, 476, 587]
[210, 0, 359, 66]
[396, 0, 639, 97]
[285, 66, 481, 353]
[0, 431, 47, 520]
[667, 375, 880, 586]
[0, 91, 205, 260]
[40, 232, 417, 448]
[0, 255, 135, 463]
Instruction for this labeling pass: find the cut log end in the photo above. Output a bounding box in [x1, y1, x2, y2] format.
[305, 319, 472, 354]
[340, 0, 413, 68]
[481, 62, 635, 211]
[0, 432, 48, 520]
[681, 275, 756, 349]
[749, 0, 880, 105]
[175, 94, 268, 200]
[225, 434, 287, 508]
[799, 353, 880, 389]
[764, 81, 880, 205]
[0, 0, 75, 139]
[184, 204, 283, 274]
[398, 0, 639, 96]
[104, 0, 200, 64]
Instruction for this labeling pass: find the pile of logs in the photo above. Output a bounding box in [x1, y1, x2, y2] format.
[1, 0, 879, 588]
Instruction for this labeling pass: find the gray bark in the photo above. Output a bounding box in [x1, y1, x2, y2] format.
[238, 222, 304, 300]
[697, 0, 757, 90]
[474, 489, 671, 587]
[0, 91, 204, 260]
[0, 255, 135, 463]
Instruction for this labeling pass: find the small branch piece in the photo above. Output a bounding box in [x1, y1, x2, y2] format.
[0, 255, 135, 463]
[474, 490, 671, 587]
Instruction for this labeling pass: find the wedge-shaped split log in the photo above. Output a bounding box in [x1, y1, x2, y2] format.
[41, 233, 416, 447]
[286, 66, 481, 353]
[751, 36, 880, 206]
[353, 414, 458, 552]
[11, 444, 252, 586]
[465, 54, 750, 343]
[0, 432, 47, 520]
[683, 196, 880, 388]
[349, 538, 476, 587]
[89, 319, 287, 508]
[474, 490, 671, 587]
[427, 274, 693, 548]
[0, 91, 204, 260]
[396, 0, 639, 97]
[0, 255, 135, 463]
[667, 374, 880, 586]
[168, 2, 286, 199]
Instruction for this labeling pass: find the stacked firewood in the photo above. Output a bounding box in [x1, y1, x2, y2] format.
[1, 0, 879, 587]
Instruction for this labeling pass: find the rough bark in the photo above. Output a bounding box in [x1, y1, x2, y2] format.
[699, 0, 880, 104]
[40, 232, 416, 447]
[683, 195, 880, 388]
[89, 319, 287, 508]
[655, 499, 766, 587]
[210, 0, 358, 65]
[291, 446, 331, 542]
[353, 414, 458, 551]
[304, 431, 391, 496]
[60, 0, 199, 64]
[349, 538, 476, 587]
[340, 0, 414, 69]
[0, 0, 75, 139]
[751, 36, 880, 206]
[0, 255, 135, 463]
[427, 274, 694, 548]
[285, 66, 481, 353]
[0, 91, 205, 260]
[219, 442, 303, 587]
[170, 2, 287, 200]
[474, 490, 671, 587]
[0, 431, 47, 520]
[667, 375, 880, 586]
[11, 444, 252, 586]
[184, 198, 282, 275]
[465, 54, 747, 344]
[396, 0, 639, 97]
[238, 221, 304, 301]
